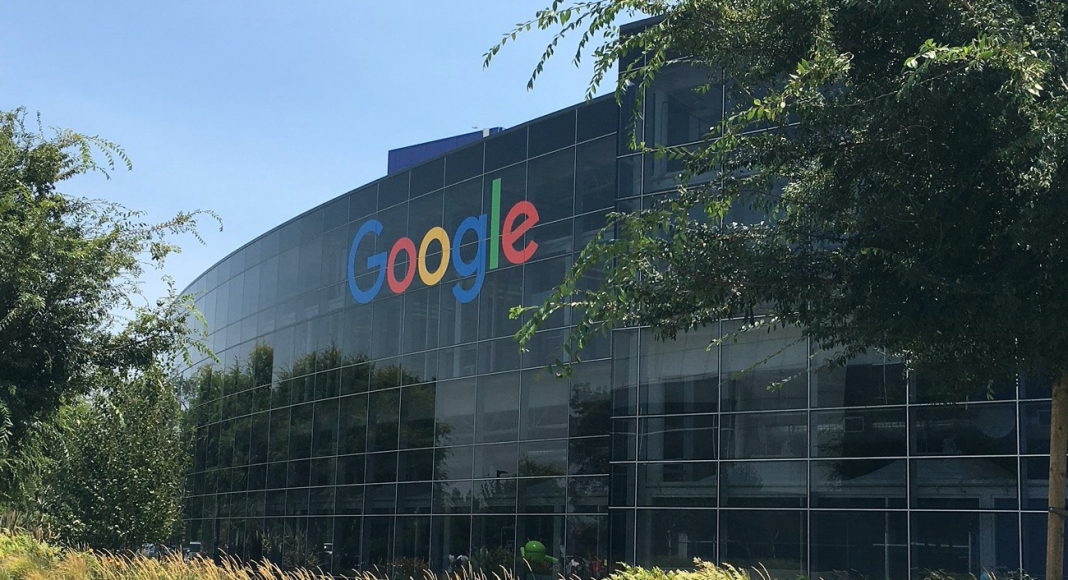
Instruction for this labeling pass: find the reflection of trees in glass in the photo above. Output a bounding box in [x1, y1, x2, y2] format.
[186, 341, 454, 571]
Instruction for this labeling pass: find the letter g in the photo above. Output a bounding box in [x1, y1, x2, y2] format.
[347, 220, 386, 304]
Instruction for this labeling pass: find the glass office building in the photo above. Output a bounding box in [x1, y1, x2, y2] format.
[181, 40, 1062, 579]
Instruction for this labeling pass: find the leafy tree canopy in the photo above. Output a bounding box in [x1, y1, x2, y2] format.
[0, 108, 216, 457]
[491, 0, 1068, 396]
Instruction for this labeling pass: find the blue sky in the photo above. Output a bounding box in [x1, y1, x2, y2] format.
[1, 1, 621, 304]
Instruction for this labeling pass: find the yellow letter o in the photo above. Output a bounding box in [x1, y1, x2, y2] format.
[418, 226, 451, 285]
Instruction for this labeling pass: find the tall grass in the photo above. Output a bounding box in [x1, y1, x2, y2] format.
[0, 528, 1027, 580]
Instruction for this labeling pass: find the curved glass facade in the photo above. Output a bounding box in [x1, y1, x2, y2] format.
[182, 60, 1060, 579]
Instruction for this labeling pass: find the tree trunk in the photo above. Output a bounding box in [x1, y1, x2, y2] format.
[1047, 372, 1068, 580]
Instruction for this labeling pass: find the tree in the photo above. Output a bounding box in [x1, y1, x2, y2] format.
[0, 107, 216, 546]
[489, 1, 1068, 576]
[30, 366, 187, 549]
[0, 108, 214, 481]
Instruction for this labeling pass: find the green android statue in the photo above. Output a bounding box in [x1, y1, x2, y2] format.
[520, 540, 558, 580]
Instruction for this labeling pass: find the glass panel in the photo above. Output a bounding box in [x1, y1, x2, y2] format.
[470, 515, 516, 574]
[397, 485, 433, 515]
[478, 267, 523, 340]
[612, 329, 639, 416]
[911, 457, 1018, 510]
[367, 389, 400, 452]
[485, 127, 527, 172]
[1020, 400, 1051, 454]
[577, 97, 617, 142]
[575, 135, 616, 214]
[475, 477, 518, 514]
[719, 509, 805, 574]
[521, 369, 569, 440]
[338, 394, 367, 455]
[635, 509, 715, 569]
[518, 439, 567, 477]
[476, 372, 521, 444]
[911, 403, 1017, 456]
[474, 443, 518, 479]
[912, 512, 1019, 578]
[398, 448, 434, 483]
[362, 516, 395, 570]
[434, 480, 473, 514]
[431, 515, 472, 575]
[636, 462, 716, 508]
[400, 383, 436, 449]
[518, 477, 566, 513]
[337, 454, 365, 486]
[645, 65, 722, 148]
[567, 476, 608, 514]
[289, 403, 313, 459]
[568, 436, 609, 476]
[446, 143, 484, 186]
[721, 411, 806, 459]
[312, 399, 338, 457]
[639, 414, 717, 461]
[436, 378, 476, 446]
[436, 446, 473, 481]
[812, 351, 907, 407]
[811, 407, 907, 458]
[333, 516, 363, 576]
[565, 515, 608, 578]
[721, 460, 806, 508]
[411, 157, 444, 197]
[811, 511, 907, 580]
[527, 148, 576, 225]
[570, 361, 611, 439]
[721, 321, 807, 411]
[810, 459, 907, 508]
[366, 451, 398, 484]
[639, 328, 718, 415]
[529, 110, 575, 157]
[379, 172, 409, 209]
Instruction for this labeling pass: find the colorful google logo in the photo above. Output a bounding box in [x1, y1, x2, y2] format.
[347, 178, 539, 304]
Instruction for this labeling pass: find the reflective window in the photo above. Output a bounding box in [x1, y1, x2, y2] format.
[518, 439, 567, 477]
[634, 509, 715, 569]
[911, 457, 1018, 510]
[640, 414, 717, 461]
[721, 411, 806, 459]
[912, 512, 1019, 577]
[720, 509, 805, 573]
[367, 390, 400, 452]
[721, 321, 807, 411]
[811, 459, 906, 509]
[435, 379, 475, 446]
[811, 351, 906, 407]
[811, 511, 907, 580]
[577, 97, 617, 142]
[485, 127, 527, 172]
[527, 148, 576, 224]
[529, 110, 575, 157]
[446, 143, 484, 186]
[400, 383, 436, 449]
[475, 373, 520, 444]
[639, 328, 718, 415]
[636, 462, 716, 508]
[911, 403, 1017, 456]
[521, 370, 569, 440]
[810, 407, 906, 458]
[410, 157, 444, 197]
[474, 443, 518, 479]
[721, 460, 806, 508]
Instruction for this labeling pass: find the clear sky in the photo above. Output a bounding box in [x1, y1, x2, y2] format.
[1, 1, 620, 304]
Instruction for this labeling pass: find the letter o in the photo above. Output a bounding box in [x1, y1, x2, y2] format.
[386, 237, 416, 293]
[418, 226, 451, 286]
